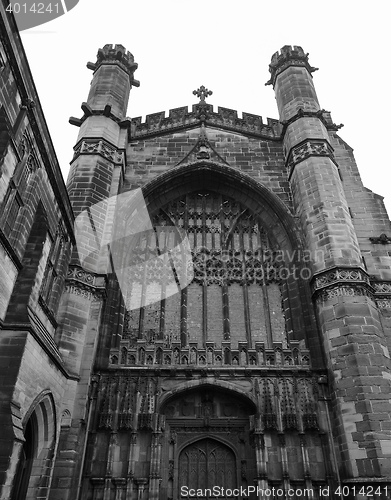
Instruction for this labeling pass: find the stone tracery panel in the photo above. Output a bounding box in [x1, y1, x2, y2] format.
[121, 190, 288, 354]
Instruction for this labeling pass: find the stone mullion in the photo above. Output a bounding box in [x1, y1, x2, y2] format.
[159, 293, 166, 342]
[318, 432, 334, 484]
[241, 228, 252, 347]
[138, 230, 153, 339]
[157, 226, 167, 342]
[259, 230, 273, 347]
[254, 431, 266, 478]
[168, 431, 177, 499]
[112, 478, 126, 500]
[201, 194, 208, 344]
[180, 199, 189, 347]
[254, 432, 269, 497]
[221, 195, 230, 341]
[278, 432, 289, 485]
[91, 478, 105, 500]
[125, 433, 137, 499]
[221, 284, 230, 341]
[179, 201, 189, 347]
[149, 431, 163, 500]
[299, 433, 311, 479]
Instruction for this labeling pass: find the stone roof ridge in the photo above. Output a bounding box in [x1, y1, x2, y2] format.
[130, 103, 281, 139]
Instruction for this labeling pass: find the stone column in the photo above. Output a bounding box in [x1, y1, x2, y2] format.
[268, 46, 391, 485]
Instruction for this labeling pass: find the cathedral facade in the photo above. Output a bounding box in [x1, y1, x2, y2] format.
[1, 4, 391, 500]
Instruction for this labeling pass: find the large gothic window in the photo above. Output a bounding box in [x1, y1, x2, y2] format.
[122, 190, 287, 351]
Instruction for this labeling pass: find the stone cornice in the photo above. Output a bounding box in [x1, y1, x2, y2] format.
[98, 365, 323, 379]
[313, 272, 391, 307]
[280, 109, 343, 138]
[286, 138, 336, 179]
[311, 267, 374, 300]
[372, 281, 391, 296]
[71, 137, 125, 166]
[65, 265, 107, 300]
[110, 340, 312, 369]
[372, 281, 391, 309]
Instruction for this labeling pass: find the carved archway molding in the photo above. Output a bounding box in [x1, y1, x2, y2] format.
[175, 433, 239, 457]
[137, 160, 303, 254]
[157, 378, 257, 413]
[12, 390, 57, 500]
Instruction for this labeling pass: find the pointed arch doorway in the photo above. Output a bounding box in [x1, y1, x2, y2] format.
[179, 438, 236, 499]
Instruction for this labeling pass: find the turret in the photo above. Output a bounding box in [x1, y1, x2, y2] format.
[268, 46, 391, 485]
[67, 44, 139, 216]
[268, 45, 360, 272]
[50, 46, 138, 500]
[85, 44, 139, 120]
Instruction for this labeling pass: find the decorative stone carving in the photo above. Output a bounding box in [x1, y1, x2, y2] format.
[318, 286, 372, 302]
[313, 267, 369, 290]
[376, 299, 391, 309]
[311, 267, 373, 301]
[373, 282, 391, 295]
[287, 139, 335, 177]
[110, 341, 310, 368]
[65, 265, 106, 300]
[369, 234, 391, 244]
[73, 138, 124, 164]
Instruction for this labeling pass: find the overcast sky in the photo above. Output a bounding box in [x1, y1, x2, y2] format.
[20, 0, 391, 218]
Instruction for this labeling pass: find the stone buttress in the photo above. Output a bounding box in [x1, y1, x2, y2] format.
[49, 45, 139, 500]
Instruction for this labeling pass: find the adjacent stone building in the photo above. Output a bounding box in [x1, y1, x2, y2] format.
[1, 4, 391, 499]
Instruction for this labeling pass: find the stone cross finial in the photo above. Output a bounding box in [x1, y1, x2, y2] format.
[193, 85, 213, 102]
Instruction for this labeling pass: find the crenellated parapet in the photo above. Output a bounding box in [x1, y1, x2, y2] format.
[266, 45, 319, 87]
[87, 44, 139, 85]
[131, 104, 281, 139]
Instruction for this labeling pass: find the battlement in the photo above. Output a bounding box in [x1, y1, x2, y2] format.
[266, 45, 318, 86]
[131, 103, 281, 139]
[270, 45, 307, 66]
[87, 43, 138, 78]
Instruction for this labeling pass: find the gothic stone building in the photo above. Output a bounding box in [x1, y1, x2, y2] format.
[1, 5, 391, 500]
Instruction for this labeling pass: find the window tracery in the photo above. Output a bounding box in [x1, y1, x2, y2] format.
[122, 190, 288, 351]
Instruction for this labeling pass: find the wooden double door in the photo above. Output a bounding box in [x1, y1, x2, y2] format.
[179, 438, 237, 499]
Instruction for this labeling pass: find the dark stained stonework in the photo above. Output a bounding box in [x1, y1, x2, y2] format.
[1, 3, 391, 499]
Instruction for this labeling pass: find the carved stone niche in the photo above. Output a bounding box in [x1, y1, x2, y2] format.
[161, 386, 254, 421]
